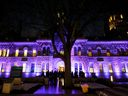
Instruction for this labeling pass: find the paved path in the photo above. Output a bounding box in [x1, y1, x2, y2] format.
[34, 85, 83, 95]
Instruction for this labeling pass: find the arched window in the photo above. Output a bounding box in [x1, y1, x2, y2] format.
[122, 63, 126, 72]
[15, 49, 19, 57]
[42, 47, 46, 56]
[106, 48, 110, 56]
[75, 63, 78, 72]
[120, 48, 125, 56]
[78, 47, 81, 56]
[96, 47, 102, 56]
[108, 63, 113, 73]
[23, 47, 28, 57]
[117, 48, 123, 56]
[47, 47, 50, 55]
[74, 47, 77, 56]
[31, 63, 35, 73]
[32, 49, 36, 57]
[99, 63, 103, 72]
[89, 63, 94, 73]
[42, 63, 45, 71]
[46, 63, 49, 71]
[79, 63, 82, 71]
[87, 48, 92, 56]
[2, 49, 6, 57]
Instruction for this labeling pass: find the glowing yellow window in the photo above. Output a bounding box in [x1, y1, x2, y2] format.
[2, 49, 6, 57]
[88, 52, 92, 56]
[1, 69, 4, 72]
[89, 68, 94, 73]
[109, 63, 113, 73]
[60, 50, 64, 55]
[0, 49, 2, 56]
[106, 52, 110, 56]
[24, 49, 28, 57]
[78, 51, 81, 56]
[33, 49, 36, 57]
[15, 49, 19, 57]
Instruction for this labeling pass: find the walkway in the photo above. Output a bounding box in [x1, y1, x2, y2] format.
[34, 85, 83, 95]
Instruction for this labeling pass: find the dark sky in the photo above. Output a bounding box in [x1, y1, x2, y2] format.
[0, 0, 128, 41]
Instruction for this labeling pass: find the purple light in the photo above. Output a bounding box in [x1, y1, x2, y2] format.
[104, 72, 109, 78]
[24, 72, 30, 78]
[36, 72, 41, 76]
[5, 72, 10, 78]
[0, 39, 127, 80]
[95, 72, 100, 77]
[125, 73, 128, 78]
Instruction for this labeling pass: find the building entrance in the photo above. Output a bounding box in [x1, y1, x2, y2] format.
[57, 61, 65, 72]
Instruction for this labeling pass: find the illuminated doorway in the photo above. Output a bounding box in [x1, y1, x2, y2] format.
[57, 61, 65, 72]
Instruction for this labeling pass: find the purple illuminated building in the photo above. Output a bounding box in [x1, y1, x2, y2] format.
[0, 39, 128, 79]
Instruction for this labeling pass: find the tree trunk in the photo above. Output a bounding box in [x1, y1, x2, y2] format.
[64, 50, 72, 88]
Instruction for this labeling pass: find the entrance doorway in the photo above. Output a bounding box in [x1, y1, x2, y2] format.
[57, 61, 65, 72]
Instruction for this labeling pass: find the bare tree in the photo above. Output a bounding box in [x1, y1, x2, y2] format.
[43, 0, 108, 88]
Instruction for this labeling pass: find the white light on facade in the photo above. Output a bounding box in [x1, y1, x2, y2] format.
[6, 49, 10, 57]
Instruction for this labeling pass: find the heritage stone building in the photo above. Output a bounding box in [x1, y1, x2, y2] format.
[0, 39, 128, 78]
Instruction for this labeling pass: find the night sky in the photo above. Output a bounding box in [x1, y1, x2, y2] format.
[0, 0, 128, 41]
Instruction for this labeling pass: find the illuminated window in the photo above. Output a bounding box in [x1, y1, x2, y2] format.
[106, 52, 110, 56]
[89, 68, 94, 73]
[15, 49, 19, 57]
[24, 49, 28, 57]
[99, 63, 103, 72]
[2, 49, 6, 57]
[60, 48, 64, 55]
[78, 47, 81, 56]
[1, 69, 4, 72]
[120, 14, 123, 19]
[122, 63, 126, 72]
[6, 49, 10, 57]
[88, 49, 92, 56]
[57, 12, 60, 18]
[22, 62, 26, 72]
[89, 64, 94, 73]
[109, 14, 123, 31]
[32, 49, 36, 57]
[0, 49, 2, 56]
[106, 49, 110, 56]
[109, 63, 113, 73]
